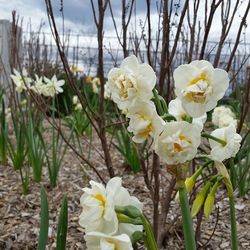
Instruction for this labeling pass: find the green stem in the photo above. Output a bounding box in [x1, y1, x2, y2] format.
[141, 214, 158, 250]
[178, 181, 196, 250]
[201, 133, 226, 146]
[229, 195, 238, 250]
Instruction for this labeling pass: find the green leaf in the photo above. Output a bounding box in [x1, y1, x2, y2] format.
[56, 194, 68, 250]
[37, 187, 49, 250]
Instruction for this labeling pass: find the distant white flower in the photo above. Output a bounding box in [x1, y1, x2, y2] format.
[85, 232, 133, 250]
[154, 121, 202, 165]
[30, 74, 45, 95]
[92, 77, 100, 94]
[174, 60, 229, 118]
[168, 98, 207, 129]
[127, 101, 165, 143]
[79, 177, 143, 236]
[72, 95, 79, 105]
[104, 83, 112, 99]
[5, 108, 11, 123]
[107, 55, 156, 110]
[212, 106, 237, 128]
[43, 75, 65, 97]
[10, 68, 32, 93]
[209, 125, 241, 162]
[75, 103, 83, 111]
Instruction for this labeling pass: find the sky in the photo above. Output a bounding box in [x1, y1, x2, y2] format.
[0, 0, 249, 40]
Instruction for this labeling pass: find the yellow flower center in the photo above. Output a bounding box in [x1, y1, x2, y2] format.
[138, 123, 153, 138]
[95, 194, 106, 207]
[173, 135, 191, 152]
[183, 72, 212, 104]
[115, 74, 135, 99]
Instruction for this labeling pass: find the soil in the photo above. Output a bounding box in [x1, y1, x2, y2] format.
[0, 129, 250, 250]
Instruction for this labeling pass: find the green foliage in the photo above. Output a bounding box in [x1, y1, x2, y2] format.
[37, 187, 68, 250]
[56, 194, 68, 250]
[7, 118, 27, 170]
[230, 133, 250, 196]
[0, 91, 8, 165]
[26, 112, 45, 182]
[37, 187, 49, 250]
[113, 126, 140, 173]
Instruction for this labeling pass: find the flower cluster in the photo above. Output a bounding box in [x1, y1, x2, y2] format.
[79, 177, 142, 250]
[107, 56, 242, 164]
[10, 69, 65, 97]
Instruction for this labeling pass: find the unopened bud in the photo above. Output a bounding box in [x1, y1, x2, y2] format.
[191, 181, 211, 217]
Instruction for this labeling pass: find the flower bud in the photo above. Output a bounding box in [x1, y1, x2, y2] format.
[175, 166, 203, 200]
[191, 181, 211, 217]
[204, 193, 215, 218]
[204, 180, 220, 218]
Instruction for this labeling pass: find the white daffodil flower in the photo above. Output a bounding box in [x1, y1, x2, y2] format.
[126, 101, 165, 143]
[174, 60, 229, 118]
[168, 98, 207, 129]
[154, 121, 202, 165]
[79, 177, 143, 236]
[209, 125, 241, 162]
[85, 232, 133, 250]
[107, 55, 156, 110]
[10, 68, 32, 93]
[30, 74, 45, 95]
[104, 83, 112, 99]
[106, 177, 143, 236]
[79, 180, 118, 235]
[43, 75, 65, 97]
[212, 106, 237, 128]
[72, 95, 79, 105]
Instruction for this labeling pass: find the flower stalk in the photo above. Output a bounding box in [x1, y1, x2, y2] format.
[201, 132, 226, 146]
[177, 180, 196, 250]
[229, 194, 238, 250]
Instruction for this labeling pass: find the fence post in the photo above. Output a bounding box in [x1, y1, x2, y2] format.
[0, 19, 22, 94]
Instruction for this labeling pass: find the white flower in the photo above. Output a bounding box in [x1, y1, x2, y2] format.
[79, 177, 143, 236]
[10, 68, 32, 93]
[104, 83, 112, 99]
[209, 125, 241, 162]
[126, 101, 165, 143]
[72, 95, 79, 105]
[30, 74, 45, 95]
[79, 180, 118, 235]
[75, 103, 82, 111]
[154, 121, 202, 165]
[5, 108, 11, 123]
[107, 55, 156, 110]
[92, 77, 100, 94]
[168, 98, 207, 129]
[43, 75, 65, 97]
[212, 106, 237, 128]
[106, 177, 143, 236]
[85, 232, 133, 250]
[174, 60, 229, 118]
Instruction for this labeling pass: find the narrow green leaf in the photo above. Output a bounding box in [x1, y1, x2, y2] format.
[37, 187, 49, 250]
[56, 194, 68, 250]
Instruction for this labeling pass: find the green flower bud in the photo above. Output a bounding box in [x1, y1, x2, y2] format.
[175, 166, 203, 200]
[115, 205, 142, 219]
[204, 193, 215, 218]
[204, 180, 220, 218]
[191, 181, 211, 217]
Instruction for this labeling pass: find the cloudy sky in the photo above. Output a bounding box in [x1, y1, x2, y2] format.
[0, 0, 249, 40]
